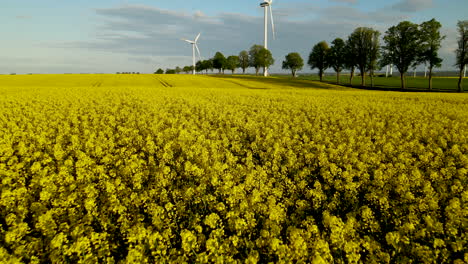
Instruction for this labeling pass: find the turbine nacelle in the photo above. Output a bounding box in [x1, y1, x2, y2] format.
[260, 0, 272, 7]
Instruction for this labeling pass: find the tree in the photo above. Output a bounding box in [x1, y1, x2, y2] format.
[205, 59, 214, 74]
[213, 52, 227, 74]
[308, 41, 329, 82]
[226, 56, 240, 74]
[183, 66, 194, 74]
[257, 48, 275, 76]
[239, 50, 249, 74]
[367, 31, 381, 88]
[347, 27, 380, 87]
[175, 66, 182, 74]
[282, 52, 304, 77]
[455, 20, 468, 92]
[165, 69, 176, 74]
[155, 68, 164, 74]
[198, 60, 211, 74]
[344, 40, 358, 86]
[419, 19, 445, 91]
[249, 45, 265, 76]
[195, 61, 204, 73]
[327, 38, 347, 84]
[382, 21, 422, 90]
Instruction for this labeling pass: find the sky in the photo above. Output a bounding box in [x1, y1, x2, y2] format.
[1, 0, 467, 74]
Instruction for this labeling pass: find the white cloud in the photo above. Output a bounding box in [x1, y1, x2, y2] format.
[65, 4, 378, 72]
[392, 0, 433, 13]
[2, 2, 458, 73]
[330, 0, 358, 4]
[16, 15, 32, 19]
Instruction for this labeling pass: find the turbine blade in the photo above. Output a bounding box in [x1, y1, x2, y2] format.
[181, 38, 195, 44]
[269, 6, 276, 40]
[195, 44, 202, 61]
[195, 33, 201, 43]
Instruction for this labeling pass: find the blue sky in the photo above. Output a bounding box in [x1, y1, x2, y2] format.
[1, 0, 467, 74]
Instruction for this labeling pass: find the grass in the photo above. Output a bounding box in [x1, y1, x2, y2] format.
[294, 74, 465, 92]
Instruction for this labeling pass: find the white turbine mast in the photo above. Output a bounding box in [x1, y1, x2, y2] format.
[260, 0, 276, 76]
[181, 33, 202, 75]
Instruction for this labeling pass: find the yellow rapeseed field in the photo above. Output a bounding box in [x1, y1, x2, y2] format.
[0, 74, 467, 263]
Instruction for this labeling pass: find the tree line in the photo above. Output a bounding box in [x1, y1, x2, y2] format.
[156, 19, 468, 92]
[308, 19, 467, 92]
[156, 45, 275, 76]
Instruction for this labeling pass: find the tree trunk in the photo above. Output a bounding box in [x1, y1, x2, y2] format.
[336, 71, 340, 84]
[319, 69, 323, 82]
[428, 66, 433, 91]
[400, 72, 406, 90]
[349, 67, 355, 87]
[292, 70, 296, 78]
[243, 68, 246, 74]
[458, 67, 464, 92]
[255, 68, 259, 76]
[370, 70, 374, 88]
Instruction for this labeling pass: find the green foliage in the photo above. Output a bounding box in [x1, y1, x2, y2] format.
[196, 61, 204, 73]
[249, 45, 265, 76]
[196, 60, 214, 74]
[455, 20, 468, 92]
[382, 21, 422, 90]
[256, 48, 275, 74]
[239, 50, 250, 74]
[225, 56, 240, 74]
[419, 19, 445, 90]
[165, 68, 176, 74]
[455, 20, 468, 69]
[213, 52, 227, 73]
[347, 27, 381, 87]
[282, 52, 304, 77]
[155, 68, 164, 74]
[201, 59, 214, 74]
[183, 65, 194, 74]
[308, 41, 330, 82]
[327, 38, 347, 84]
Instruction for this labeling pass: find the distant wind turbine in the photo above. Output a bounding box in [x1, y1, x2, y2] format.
[181, 33, 202, 75]
[260, 0, 276, 76]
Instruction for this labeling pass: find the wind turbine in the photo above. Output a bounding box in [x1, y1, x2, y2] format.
[181, 33, 202, 75]
[260, 0, 276, 76]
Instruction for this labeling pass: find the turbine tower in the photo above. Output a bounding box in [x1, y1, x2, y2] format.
[260, 0, 276, 77]
[181, 33, 202, 75]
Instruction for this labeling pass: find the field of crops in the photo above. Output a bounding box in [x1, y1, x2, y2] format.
[0, 74, 467, 263]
